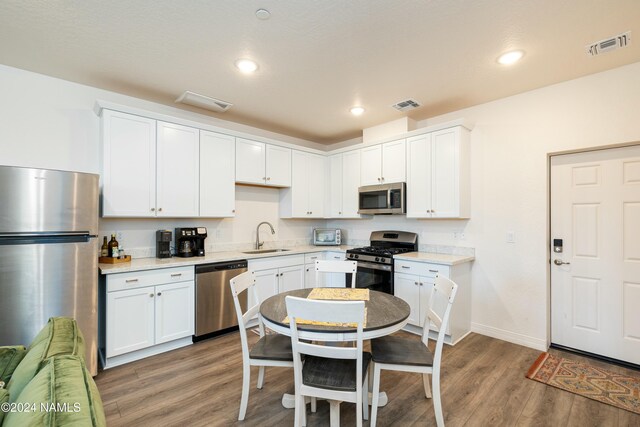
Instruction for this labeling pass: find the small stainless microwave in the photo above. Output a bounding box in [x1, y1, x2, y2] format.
[358, 182, 406, 215]
[313, 228, 342, 246]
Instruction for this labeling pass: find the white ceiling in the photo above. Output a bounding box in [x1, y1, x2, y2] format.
[1, 1, 639, 144]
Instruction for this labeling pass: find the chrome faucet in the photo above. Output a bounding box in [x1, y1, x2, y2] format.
[255, 221, 275, 249]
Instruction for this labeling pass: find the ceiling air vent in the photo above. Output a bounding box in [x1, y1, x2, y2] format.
[175, 91, 233, 112]
[391, 98, 421, 112]
[586, 31, 631, 56]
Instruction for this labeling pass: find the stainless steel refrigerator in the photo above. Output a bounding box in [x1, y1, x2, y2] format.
[0, 165, 99, 375]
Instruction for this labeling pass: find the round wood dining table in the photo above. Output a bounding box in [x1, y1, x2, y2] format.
[259, 287, 411, 409]
[260, 288, 410, 340]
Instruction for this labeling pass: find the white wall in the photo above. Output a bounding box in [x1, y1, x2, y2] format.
[4, 60, 640, 351]
[330, 60, 640, 350]
[0, 64, 324, 252]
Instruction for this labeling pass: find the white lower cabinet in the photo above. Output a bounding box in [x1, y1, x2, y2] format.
[155, 281, 195, 344]
[394, 259, 471, 344]
[104, 266, 195, 368]
[248, 255, 305, 307]
[304, 252, 326, 288]
[106, 287, 156, 357]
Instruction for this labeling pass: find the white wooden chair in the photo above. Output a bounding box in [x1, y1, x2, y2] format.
[369, 275, 459, 427]
[315, 259, 358, 288]
[230, 271, 294, 421]
[285, 296, 370, 427]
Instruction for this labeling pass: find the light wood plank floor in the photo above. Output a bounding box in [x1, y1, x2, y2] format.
[95, 332, 640, 426]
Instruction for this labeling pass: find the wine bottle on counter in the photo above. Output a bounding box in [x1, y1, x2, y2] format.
[108, 234, 119, 258]
[101, 236, 109, 257]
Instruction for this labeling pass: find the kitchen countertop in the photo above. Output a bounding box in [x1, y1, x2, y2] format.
[394, 252, 475, 265]
[99, 245, 352, 274]
[99, 246, 475, 275]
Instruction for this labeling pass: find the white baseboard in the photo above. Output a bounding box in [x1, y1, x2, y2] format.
[471, 322, 547, 351]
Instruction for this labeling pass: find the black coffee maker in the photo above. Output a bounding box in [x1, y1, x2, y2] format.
[175, 227, 207, 257]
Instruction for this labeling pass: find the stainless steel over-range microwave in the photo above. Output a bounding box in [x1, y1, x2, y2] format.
[358, 182, 406, 215]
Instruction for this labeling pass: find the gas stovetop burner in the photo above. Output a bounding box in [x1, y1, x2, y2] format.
[346, 230, 419, 264]
[348, 246, 413, 257]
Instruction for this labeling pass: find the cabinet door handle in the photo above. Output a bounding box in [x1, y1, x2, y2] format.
[125, 279, 139, 283]
[429, 269, 438, 273]
[158, 208, 163, 212]
[310, 256, 317, 260]
[171, 273, 182, 277]
[267, 177, 271, 181]
[306, 268, 310, 272]
[401, 265, 410, 269]
[414, 281, 419, 285]
[334, 256, 341, 259]
[262, 177, 266, 180]
[419, 282, 424, 286]
[157, 292, 162, 296]
[338, 211, 342, 215]
[150, 208, 155, 212]
[232, 209, 236, 213]
[149, 293, 154, 298]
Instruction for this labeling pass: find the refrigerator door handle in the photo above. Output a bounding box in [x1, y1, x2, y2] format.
[0, 231, 94, 238]
[0, 234, 94, 245]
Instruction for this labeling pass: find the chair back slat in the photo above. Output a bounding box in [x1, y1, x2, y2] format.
[297, 340, 359, 360]
[421, 275, 458, 362]
[230, 271, 265, 357]
[315, 260, 357, 288]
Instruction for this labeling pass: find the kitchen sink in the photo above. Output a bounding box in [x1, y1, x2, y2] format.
[242, 249, 292, 254]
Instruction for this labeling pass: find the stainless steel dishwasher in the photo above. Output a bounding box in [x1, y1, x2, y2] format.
[194, 260, 248, 340]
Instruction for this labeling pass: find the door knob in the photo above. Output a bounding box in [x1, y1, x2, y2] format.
[553, 259, 571, 266]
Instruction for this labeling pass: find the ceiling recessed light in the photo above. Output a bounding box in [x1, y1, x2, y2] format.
[350, 106, 365, 116]
[255, 9, 271, 20]
[497, 50, 524, 65]
[235, 58, 258, 74]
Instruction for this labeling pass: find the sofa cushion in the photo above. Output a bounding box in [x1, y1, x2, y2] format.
[2, 355, 106, 427]
[7, 317, 85, 403]
[0, 388, 9, 424]
[0, 346, 27, 383]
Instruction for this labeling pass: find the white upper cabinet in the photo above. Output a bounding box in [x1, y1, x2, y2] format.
[235, 138, 266, 185]
[102, 111, 199, 218]
[360, 145, 382, 186]
[360, 139, 406, 186]
[266, 144, 292, 187]
[281, 151, 325, 218]
[326, 150, 361, 218]
[102, 110, 157, 217]
[156, 121, 200, 217]
[381, 139, 406, 183]
[200, 131, 235, 217]
[327, 154, 343, 217]
[235, 138, 291, 187]
[406, 126, 470, 218]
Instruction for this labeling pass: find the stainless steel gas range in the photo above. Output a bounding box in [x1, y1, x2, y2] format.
[346, 231, 418, 294]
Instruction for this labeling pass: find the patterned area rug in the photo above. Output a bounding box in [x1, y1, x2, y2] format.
[526, 352, 640, 414]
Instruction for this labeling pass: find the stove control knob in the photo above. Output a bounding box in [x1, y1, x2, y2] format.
[375, 257, 380, 262]
[354, 255, 359, 259]
[381, 258, 386, 263]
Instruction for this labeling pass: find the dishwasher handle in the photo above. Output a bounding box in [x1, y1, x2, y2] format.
[195, 260, 248, 274]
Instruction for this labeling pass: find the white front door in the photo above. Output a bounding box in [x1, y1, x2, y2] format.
[550, 145, 640, 365]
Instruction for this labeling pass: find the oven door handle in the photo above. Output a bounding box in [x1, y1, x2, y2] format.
[356, 260, 392, 271]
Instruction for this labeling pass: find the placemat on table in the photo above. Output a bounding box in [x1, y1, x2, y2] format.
[307, 288, 370, 301]
[283, 308, 367, 328]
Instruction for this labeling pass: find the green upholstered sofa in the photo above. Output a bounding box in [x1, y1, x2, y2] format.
[0, 317, 106, 426]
